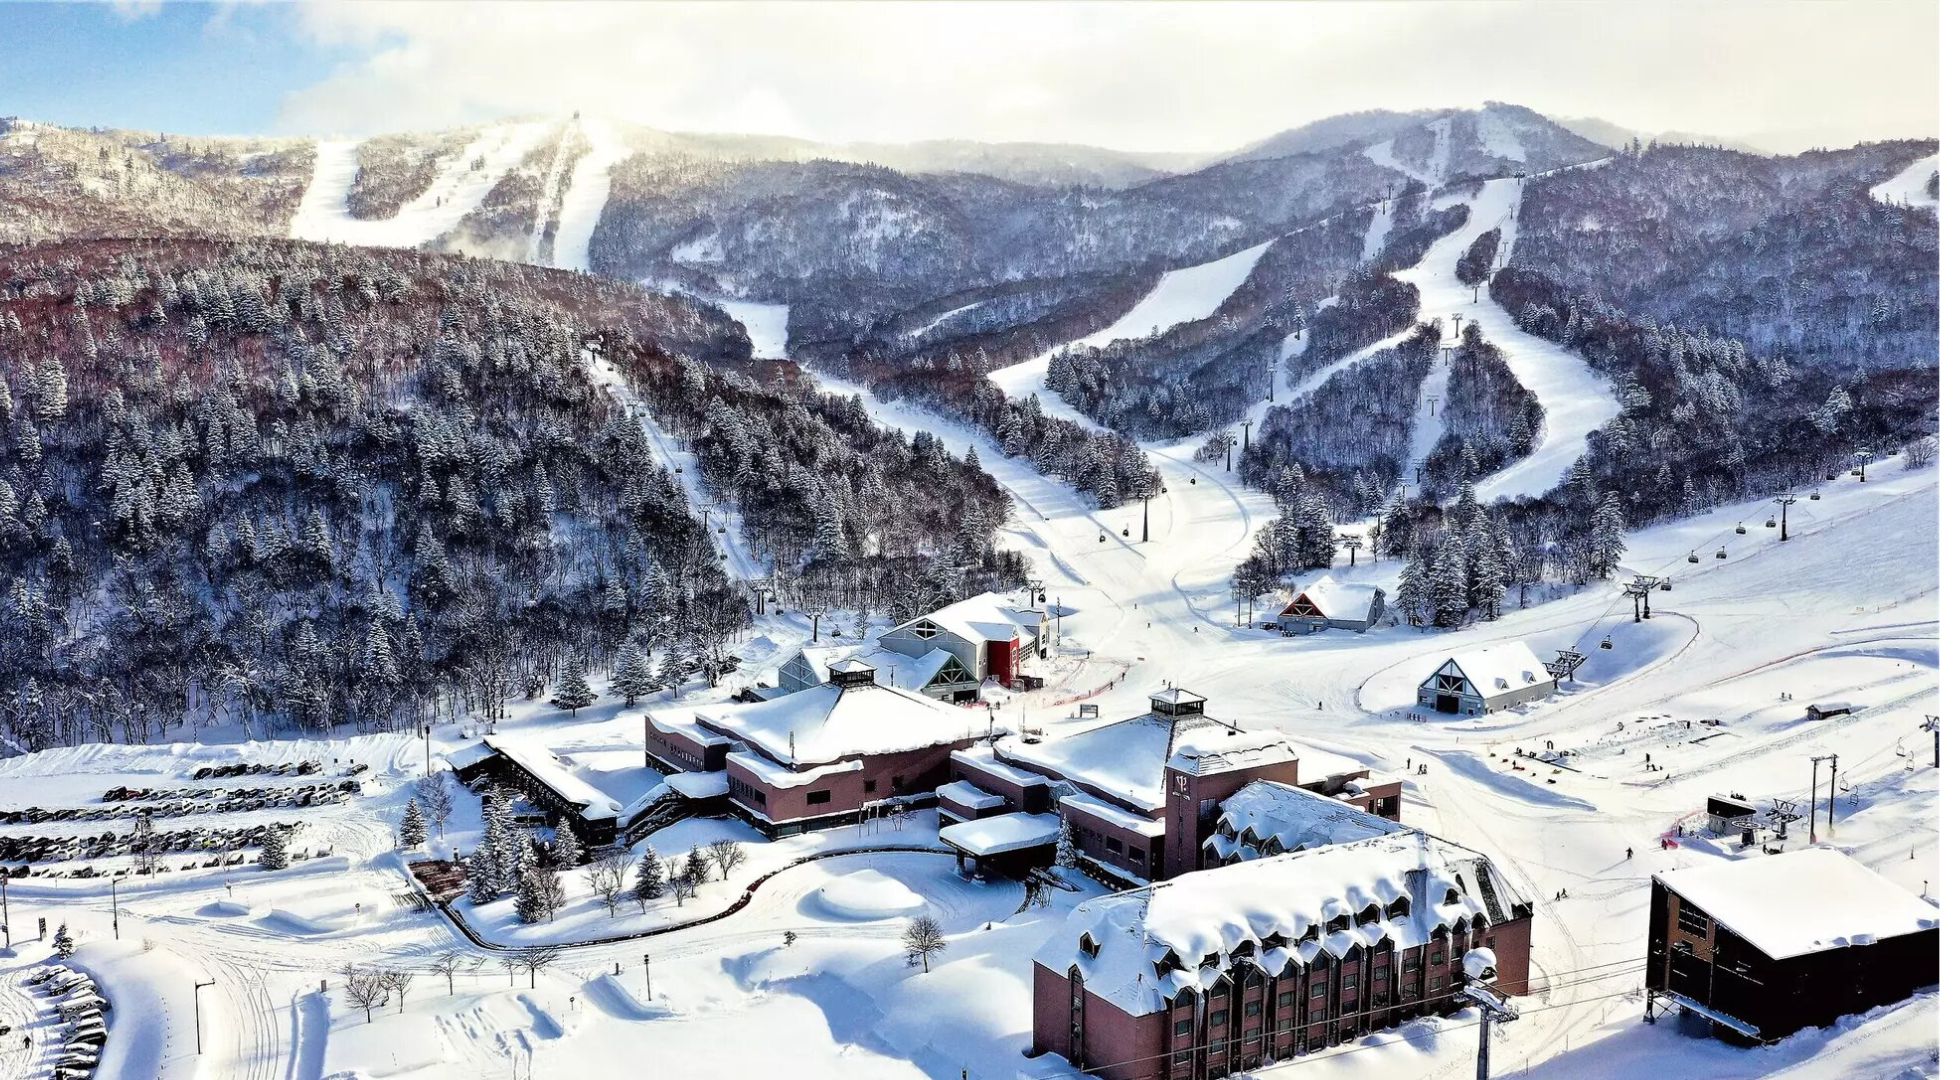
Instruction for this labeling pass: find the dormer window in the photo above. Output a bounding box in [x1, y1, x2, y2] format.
[1387, 896, 1412, 919]
[1358, 904, 1381, 926]
[1444, 887, 1461, 905]
[1079, 933, 1100, 958]
[1327, 914, 1350, 932]
[1494, 677, 1510, 690]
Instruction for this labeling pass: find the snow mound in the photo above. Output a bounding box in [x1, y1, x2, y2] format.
[805, 869, 926, 921]
[196, 899, 256, 918]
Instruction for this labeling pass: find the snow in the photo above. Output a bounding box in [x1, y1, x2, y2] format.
[551, 115, 632, 272]
[477, 733, 627, 820]
[1207, 780, 1408, 860]
[934, 780, 1008, 814]
[1869, 152, 1938, 212]
[290, 122, 553, 249]
[897, 591, 1043, 647]
[1656, 848, 1939, 960]
[1393, 177, 1622, 499]
[938, 813, 1060, 857]
[1037, 829, 1526, 1016]
[1292, 575, 1385, 624]
[1442, 641, 1553, 698]
[806, 869, 926, 920]
[695, 680, 992, 767]
[1476, 109, 1527, 163]
[986, 238, 1276, 430]
[995, 709, 1293, 814]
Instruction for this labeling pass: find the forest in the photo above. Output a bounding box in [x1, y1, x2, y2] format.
[0, 239, 1025, 751]
[1417, 322, 1544, 497]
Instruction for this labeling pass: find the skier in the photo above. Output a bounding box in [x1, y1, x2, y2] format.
[1625, 846, 1633, 861]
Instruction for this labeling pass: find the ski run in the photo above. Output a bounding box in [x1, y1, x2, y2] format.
[290, 122, 553, 249]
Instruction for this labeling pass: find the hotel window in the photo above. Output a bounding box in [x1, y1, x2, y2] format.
[1309, 1009, 1327, 1022]
[1175, 1020, 1193, 1037]
[864, 779, 877, 793]
[1277, 991, 1296, 1007]
[806, 790, 832, 806]
[1106, 836, 1124, 853]
[1245, 1002, 1261, 1018]
[1677, 905, 1710, 937]
[1341, 973, 1357, 990]
[1310, 984, 1327, 998]
[1128, 845, 1145, 860]
[1209, 1009, 1229, 1026]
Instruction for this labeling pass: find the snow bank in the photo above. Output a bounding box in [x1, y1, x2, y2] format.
[805, 869, 927, 921]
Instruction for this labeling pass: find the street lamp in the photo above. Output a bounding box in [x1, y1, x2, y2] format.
[643, 953, 652, 1001]
[194, 979, 216, 1053]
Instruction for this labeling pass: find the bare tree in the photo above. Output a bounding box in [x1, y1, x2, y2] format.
[667, 857, 699, 905]
[706, 838, 748, 881]
[498, 954, 523, 987]
[901, 914, 948, 973]
[415, 773, 456, 836]
[428, 950, 481, 996]
[380, 968, 416, 1014]
[342, 963, 389, 1023]
[583, 849, 632, 917]
[516, 946, 561, 989]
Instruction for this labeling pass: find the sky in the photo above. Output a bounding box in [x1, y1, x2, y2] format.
[0, 1, 1939, 154]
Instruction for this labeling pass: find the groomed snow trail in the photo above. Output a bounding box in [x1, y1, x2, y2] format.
[1869, 152, 1939, 212]
[527, 125, 576, 262]
[581, 349, 769, 580]
[551, 116, 633, 272]
[987, 239, 1275, 432]
[1393, 179, 1620, 500]
[291, 122, 553, 249]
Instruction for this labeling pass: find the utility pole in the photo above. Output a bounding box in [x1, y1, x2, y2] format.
[1808, 754, 1838, 843]
[194, 979, 216, 1053]
[1, 873, 9, 949]
[1855, 448, 1874, 482]
[111, 875, 122, 940]
[643, 953, 652, 1001]
[1773, 492, 1798, 541]
[1460, 975, 1518, 1080]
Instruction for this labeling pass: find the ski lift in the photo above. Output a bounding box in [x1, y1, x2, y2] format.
[1687, 551, 1700, 564]
[1189, 477, 1198, 485]
[1098, 533, 1107, 543]
[1715, 546, 1728, 560]
[1659, 577, 1672, 591]
[1809, 491, 1821, 501]
[1764, 518, 1776, 529]
[1599, 637, 1615, 651]
[1121, 526, 1131, 538]
[1735, 522, 1747, 534]
[717, 525, 727, 534]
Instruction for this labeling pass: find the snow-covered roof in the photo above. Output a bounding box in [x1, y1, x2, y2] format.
[951, 746, 1053, 789]
[1207, 780, 1407, 860]
[1036, 831, 1528, 1016]
[888, 592, 1043, 647]
[649, 713, 735, 750]
[936, 779, 1009, 813]
[1061, 793, 1167, 838]
[940, 812, 1061, 856]
[1656, 850, 1940, 961]
[999, 711, 1294, 814]
[1286, 577, 1384, 623]
[1439, 642, 1550, 698]
[446, 741, 498, 771]
[786, 644, 965, 695]
[667, 771, 729, 800]
[699, 681, 985, 767]
[727, 751, 863, 789]
[1292, 744, 1371, 785]
[480, 735, 624, 821]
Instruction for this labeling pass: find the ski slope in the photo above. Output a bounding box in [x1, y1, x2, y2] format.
[1394, 178, 1621, 500]
[551, 116, 633, 272]
[1870, 152, 1939, 212]
[290, 122, 552, 249]
[988, 238, 1274, 430]
[527, 125, 576, 262]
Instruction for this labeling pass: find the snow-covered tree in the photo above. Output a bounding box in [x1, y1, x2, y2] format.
[633, 847, 667, 911]
[52, 922, 75, 959]
[552, 829, 585, 869]
[550, 668, 596, 714]
[608, 645, 658, 706]
[258, 826, 291, 870]
[399, 799, 428, 848]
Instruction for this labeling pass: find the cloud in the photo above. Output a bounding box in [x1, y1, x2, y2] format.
[273, 0, 1937, 152]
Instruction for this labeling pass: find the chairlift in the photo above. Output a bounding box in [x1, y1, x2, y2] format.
[1659, 577, 1672, 591]
[1687, 551, 1700, 564]
[1735, 522, 1747, 534]
[1764, 518, 1776, 529]
[717, 525, 727, 534]
[1190, 477, 1198, 485]
[1809, 492, 1821, 501]
[1121, 526, 1131, 538]
[1599, 637, 1615, 651]
[1098, 533, 1107, 543]
[1715, 546, 1728, 560]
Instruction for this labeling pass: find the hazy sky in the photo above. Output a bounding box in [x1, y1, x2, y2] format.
[3, 1, 1939, 153]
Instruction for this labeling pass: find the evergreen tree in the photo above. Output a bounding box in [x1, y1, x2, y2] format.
[466, 844, 503, 904]
[550, 667, 596, 714]
[1588, 494, 1627, 581]
[683, 845, 709, 889]
[1395, 551, 1430, 627]
[608, 645, 658, 706]
[52, 923, 75, 959]
[1431, 535, 1469, 628]
[633, 848, 667, 910]
[515, 865, 551, 924]
[657, 648, 686, 699]
[553, 829, 585, 869]
[1053, 818, 1079, 870]
[399, 799, 428, 848]
[258, 826, 291, 870]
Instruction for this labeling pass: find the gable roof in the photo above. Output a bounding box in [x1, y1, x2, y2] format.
[1283, 577, 1384, 623]
[1209, 780, 1408, 859]
[887, 592, 1043, 647]
[1434, 642, 1550, 698]
[783, 644, 968, 694]
[998, 710, 1294, 814]
[696, 680, 985, 767]
[1656, 849, 1940, 961]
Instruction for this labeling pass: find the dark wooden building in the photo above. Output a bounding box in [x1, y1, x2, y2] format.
[1646, 849, 1939, 1042]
